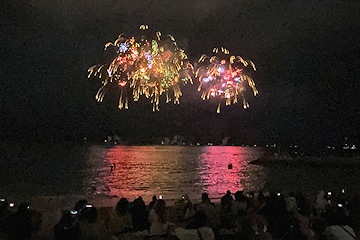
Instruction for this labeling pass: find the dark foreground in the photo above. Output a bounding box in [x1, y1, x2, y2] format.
[1, 188, 360, 240]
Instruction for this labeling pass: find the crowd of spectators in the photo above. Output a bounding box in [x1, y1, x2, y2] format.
[1, 188, 360, 239]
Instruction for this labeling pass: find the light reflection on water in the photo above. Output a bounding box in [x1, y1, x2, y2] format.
[2, 144, 359, 204]
[83, 145, 265, 203]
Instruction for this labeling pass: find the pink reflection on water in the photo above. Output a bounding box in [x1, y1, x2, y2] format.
[198, 146, 251, 199]
[87, 146, 265, 203]
[103, 146, 162, 202]
[99, 146, 200, 203]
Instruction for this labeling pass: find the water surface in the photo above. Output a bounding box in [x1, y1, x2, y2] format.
[2, 144, 360, 204]
[83, 145, 265, 202]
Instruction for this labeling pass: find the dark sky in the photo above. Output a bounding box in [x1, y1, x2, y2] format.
[1, 0, 359, 149]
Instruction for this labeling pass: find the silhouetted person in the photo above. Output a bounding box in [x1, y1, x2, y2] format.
[148, 199, 167, 235]
[196, 193, 218, 229]
[79, 206, 107, 239]
[148, 195, 158, 210]
[74, 199, 87, 212]
[220, 191, 236, 231]
[200, 193, 212, 204]
[0, 199, 10, 221]
[221, 190, 234, 209]
[107, 198, 132, 236]
[54, 213, 81, 240]
[80, 206, 98, 223]
[130, 196, 150, 231]
[73, 199, 87, 222]
[232, 191, 248, 214]
[2, 202, 37, 240]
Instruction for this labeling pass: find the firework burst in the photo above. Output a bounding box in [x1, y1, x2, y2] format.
[88, 25, 193, 111]
[195, 47, 258, 113]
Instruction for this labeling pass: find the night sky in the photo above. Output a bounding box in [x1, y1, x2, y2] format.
[1, 0, 359, 150]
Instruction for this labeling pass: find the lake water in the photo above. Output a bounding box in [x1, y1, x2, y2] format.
[82, 145, 266, 203]
[1, 144, 360, 204]
[82, 145, 360, 203]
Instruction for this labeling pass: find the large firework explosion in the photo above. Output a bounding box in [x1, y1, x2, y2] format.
[195, 47, 258, 113]
[88, 25, 193, 111]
